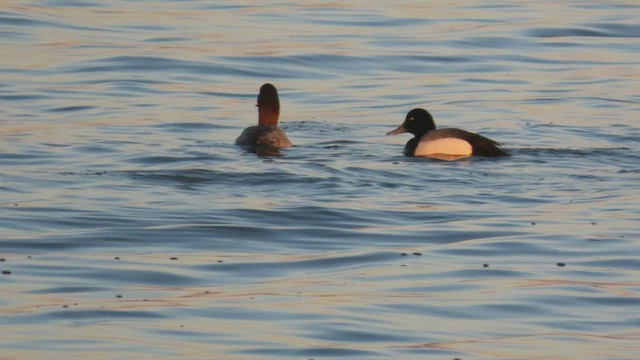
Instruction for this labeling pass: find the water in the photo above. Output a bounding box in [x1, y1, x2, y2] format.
[1, 1, 639, 359]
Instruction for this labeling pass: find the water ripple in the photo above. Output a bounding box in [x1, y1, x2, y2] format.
[1, 1, 639, 359]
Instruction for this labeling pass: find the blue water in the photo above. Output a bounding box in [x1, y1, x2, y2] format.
[1, 1, 639, 359]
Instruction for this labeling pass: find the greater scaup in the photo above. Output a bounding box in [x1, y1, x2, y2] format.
[236, 83, 292, 151]
[387, 108, 508, 159]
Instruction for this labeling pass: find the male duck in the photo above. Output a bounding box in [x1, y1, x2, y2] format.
[236, 83, 292, 151]
[387, 108, 508, 159]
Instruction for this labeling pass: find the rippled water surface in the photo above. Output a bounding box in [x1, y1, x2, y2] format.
[1, 1, 640, 359]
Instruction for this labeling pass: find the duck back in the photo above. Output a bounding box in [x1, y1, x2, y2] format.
[236, 125, 292, 149]
[423, 128, 508, 157]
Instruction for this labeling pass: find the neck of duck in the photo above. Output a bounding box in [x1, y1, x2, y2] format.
[258, 107, 279, 126]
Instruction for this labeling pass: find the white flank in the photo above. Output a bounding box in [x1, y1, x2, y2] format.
[415, 138, 472, 156]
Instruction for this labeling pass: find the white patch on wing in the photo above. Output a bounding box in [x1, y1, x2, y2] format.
[415, 138, 472, 156]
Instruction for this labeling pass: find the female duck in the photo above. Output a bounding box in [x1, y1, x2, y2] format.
[387, 108, 508, 159]
[236, 83, 292, 150]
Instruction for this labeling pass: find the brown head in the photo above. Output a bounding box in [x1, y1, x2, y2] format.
[257, 83, 280, 126]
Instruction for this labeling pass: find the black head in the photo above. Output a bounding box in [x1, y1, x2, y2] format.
[257, 83, 280, 126]
[387, 108, 436, 137]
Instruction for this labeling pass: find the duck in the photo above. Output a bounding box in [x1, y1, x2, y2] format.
[236, 83, 292, 151]
[387, 108, 508, 159]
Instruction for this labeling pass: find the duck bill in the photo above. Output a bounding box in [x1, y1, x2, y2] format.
[387, 124, 407, 136]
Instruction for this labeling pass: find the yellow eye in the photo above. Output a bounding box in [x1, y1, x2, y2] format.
[408, 117, 414, 121]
